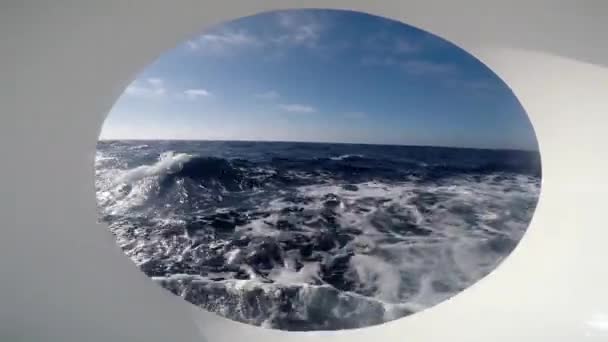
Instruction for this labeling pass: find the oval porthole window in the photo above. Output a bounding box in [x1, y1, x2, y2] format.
[95, 9, 542, 331]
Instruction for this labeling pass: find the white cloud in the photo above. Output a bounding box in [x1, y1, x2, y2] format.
[186, 40, 199, 49]
[123, 78, 215, 100]
[273, 11, 325, 48]
[255, 90, 280, 100]
[124, 78, 166, 98]
[394, 38, 419, 54]
[146, 78, 163, 87]
[359, 31, 463, 76]
[186, 29, 261, 54]
[362, 56, 456, 76]
[279, 103, 317, 113]
[363, 55, 492, 88]
[185, 11, 328, 56]
[184, 88, 211, 99]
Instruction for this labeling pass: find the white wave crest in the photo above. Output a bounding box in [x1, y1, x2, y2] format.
[115, 151, 194, 185]
[330, 154, 364, 161]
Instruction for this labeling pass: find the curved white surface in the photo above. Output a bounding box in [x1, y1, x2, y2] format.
[3, 1, 608, 341]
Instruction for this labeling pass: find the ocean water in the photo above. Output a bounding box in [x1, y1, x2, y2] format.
[95, 140, 541, 331]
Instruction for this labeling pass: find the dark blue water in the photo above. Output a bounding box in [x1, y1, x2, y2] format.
[95, 140, 541, 331]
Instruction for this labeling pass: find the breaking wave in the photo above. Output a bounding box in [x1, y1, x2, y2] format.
[96, 140, 541, 331]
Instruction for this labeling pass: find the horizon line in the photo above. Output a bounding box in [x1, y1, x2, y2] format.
[97, 137, 539, 153]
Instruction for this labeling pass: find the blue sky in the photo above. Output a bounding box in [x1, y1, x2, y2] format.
[100, 9, 538, 151]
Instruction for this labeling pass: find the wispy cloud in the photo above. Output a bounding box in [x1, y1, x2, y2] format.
[184, 88, 211, 99]
[273, 11, 325, 48]
[279, 103, 317, 113]
[361, 56, 456, 76]
[124, 78, 166, 98]
[186, 11, 329, 56]
[124, 77, 216, 101]
[358, 29, 464, 77]
[186, 29, 261, 54]
[394, 38, 418, 54]
[362, 52, 495, 89]
[255, 90, 280, 100]
[186, 40, 199, 50]
[146, 78, 163, 87]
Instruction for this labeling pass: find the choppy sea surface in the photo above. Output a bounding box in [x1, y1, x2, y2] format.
[95, 140, 541, 331]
